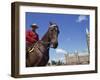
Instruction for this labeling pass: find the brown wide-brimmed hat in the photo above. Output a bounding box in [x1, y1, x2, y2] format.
[31, 23, 38, 29]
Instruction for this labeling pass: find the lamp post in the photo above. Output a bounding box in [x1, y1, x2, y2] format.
[86, 28, 90, 63]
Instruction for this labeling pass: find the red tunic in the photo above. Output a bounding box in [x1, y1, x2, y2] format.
[26, 30, 39, 46]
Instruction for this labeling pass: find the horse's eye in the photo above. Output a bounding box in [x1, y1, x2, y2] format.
[50, 29, 53, 31]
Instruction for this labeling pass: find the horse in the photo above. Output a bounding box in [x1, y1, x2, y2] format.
[26, 22, 60, 67]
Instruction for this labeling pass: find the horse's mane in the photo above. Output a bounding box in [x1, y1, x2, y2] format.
[41, 29, 50, 41]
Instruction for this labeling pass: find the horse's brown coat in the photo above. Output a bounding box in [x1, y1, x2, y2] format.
[26, 23, 59, 67]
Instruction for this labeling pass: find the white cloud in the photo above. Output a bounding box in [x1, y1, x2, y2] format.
[76, 15, 87, 23]
[55, 48, 67, 54]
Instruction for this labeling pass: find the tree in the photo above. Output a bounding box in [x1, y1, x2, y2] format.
[51, 60, 56, 65]
[56, 60, 63, 65]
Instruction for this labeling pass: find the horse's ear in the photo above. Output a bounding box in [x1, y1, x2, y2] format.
[49, 22, 53, 25]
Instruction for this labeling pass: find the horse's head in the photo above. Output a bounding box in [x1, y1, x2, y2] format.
[48, 22, 60, 49]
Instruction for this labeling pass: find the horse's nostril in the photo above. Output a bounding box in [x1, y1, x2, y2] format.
[53, 43, 58, 48]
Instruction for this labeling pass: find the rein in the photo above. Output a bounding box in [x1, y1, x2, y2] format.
[28, 40, 51, 53]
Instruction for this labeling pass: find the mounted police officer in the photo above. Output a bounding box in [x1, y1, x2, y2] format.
[26, 23, 39, 47]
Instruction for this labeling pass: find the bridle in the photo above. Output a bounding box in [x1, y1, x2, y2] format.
[28, 40, 51, 53]
[40, 40, 50, 45]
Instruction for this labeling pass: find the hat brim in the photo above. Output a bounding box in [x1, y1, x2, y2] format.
[31, 25, 38, 29]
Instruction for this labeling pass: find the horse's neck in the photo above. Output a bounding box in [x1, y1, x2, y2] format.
[41, 31, 49, 42]
[41, 31, 50, 48]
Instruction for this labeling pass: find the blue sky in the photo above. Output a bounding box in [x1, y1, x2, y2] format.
[26, 12, 90, 61]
